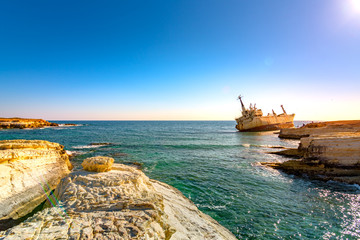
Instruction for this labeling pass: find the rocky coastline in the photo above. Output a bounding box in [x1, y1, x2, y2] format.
[0, 141, 236, 239]
[0, 140, 72, 230]
[263, 121, 360, 185]
[0, 118, 59, 129]
[278, 120, 360, 139]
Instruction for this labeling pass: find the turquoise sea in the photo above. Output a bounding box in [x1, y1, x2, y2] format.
[1, 121, 359, 239]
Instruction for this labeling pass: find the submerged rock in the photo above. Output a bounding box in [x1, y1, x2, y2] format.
[82, 156, 114, 172]
[0, 140, 72, 226]
[261, 160, 360, 185]
[90, 142, 113, 146]
[0, 118, 58, 129]
[268, 148, 302, 159]
[0, 164, 237, 239]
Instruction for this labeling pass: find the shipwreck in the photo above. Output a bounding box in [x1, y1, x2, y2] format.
[235, 96, 295, 132]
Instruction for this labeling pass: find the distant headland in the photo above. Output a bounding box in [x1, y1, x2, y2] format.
[0, 118, 76, 129]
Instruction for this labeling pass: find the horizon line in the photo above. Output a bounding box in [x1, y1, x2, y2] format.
[47, 119, 319, 121]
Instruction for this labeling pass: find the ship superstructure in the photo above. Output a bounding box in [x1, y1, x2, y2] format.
[235, 96, 295, 132]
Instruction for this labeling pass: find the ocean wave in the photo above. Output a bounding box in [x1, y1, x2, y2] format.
[197, 204, 227, 210]
[72, 145, 104, 149]
[57, 124, 81, 127]
[241, 144, 286, 149]
[120, 143, 273, 150]
[72, 143, 114, 149]
[38, 127, 50, 129]
[65, 150, 86, 156]
[166, 144, 239, 150]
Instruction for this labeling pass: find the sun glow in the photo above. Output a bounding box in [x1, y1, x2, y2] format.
[350, 0, 360, 13]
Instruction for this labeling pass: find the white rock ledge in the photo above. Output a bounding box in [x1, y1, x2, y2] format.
[0, 164, 237, 240]
[0, 140, 72, 222]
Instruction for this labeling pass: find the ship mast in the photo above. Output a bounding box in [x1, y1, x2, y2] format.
[280, 105, 287, 115]
[238, 95, 246, 113]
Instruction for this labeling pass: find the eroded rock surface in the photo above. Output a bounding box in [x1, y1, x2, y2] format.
[0, 140, 72, 222]
[279, 120, 360, 139]
[300, 132, 360, 167]
[81, 156, 114, 172]
[0, 118, 58, 129]
[0, 164, 237, 240]
[261, 160, 360, 185]
[265, 130, 360, 184]
[151, 179, 236, 240]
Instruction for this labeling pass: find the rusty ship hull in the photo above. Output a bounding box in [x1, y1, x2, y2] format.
[235, 114, 295, 132]
[235, 95, 295, 132]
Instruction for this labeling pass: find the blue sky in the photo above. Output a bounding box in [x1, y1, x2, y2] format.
[1, 0, 359, 120]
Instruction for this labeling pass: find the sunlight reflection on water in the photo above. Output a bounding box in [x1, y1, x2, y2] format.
[1, 121, 359, 239]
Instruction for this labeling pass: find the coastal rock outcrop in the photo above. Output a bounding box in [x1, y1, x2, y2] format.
[0, 140, 72, 224]
[0, 118, 58, 129]
[81, 156, 114, 172]
[300, 132, 360, 167]
[261, 160, 360, 184]
[265, 121, 360, 185]
[278, 120, 360, 139]
[0, 163, 237, 239]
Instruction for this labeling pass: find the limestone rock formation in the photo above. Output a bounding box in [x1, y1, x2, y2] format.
[0, 164, 237, 239]
[300, 132, 360, 167]
[261, 159, 360, 185]
[265, 129, 360, 184]
[278, 120, 360, 139]
[0, 140, 72, 223]
[82, 156, 114, 172]
[0, 118, 58, 129]
[151, 179, 237, 239]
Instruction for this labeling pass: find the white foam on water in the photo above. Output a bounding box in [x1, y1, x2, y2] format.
[72, 144, 109, 149]
[66, 150, 86, 156]
[56, 124, 81, 128]
[197, 204, 227, 210]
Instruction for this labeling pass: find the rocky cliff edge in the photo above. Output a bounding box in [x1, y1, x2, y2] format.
[0, 140, 72, 225]
[264, 121, 360, 185]
[278, 120, 360, 139]
[0, 161, 237, 239]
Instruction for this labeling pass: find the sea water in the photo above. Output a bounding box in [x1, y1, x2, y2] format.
[1, 121, 359, 239]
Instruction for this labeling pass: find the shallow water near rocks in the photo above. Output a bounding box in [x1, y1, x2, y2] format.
[1, 121, 360, 239]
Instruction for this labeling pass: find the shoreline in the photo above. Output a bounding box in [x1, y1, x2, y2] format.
[1, 120, 359, 238]
[0, 140, 237, 239]
[263, 120, 360, 185]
